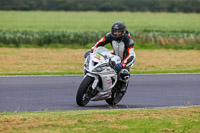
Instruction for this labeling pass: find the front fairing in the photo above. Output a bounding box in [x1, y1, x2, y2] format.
[83, 47, 120, 91]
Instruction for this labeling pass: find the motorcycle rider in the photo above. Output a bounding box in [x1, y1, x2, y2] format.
[84, 21, 136, 91]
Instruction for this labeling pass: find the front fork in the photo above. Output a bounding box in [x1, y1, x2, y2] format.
[85, 73, 99, 90]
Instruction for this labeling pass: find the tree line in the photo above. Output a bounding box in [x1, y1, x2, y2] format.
[0, 0, 200, 13]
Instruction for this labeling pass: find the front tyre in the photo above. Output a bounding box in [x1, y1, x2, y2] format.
[76, 75, 94, 106]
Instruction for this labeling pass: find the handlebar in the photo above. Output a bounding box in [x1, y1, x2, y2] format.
[109, 59, 116, 69]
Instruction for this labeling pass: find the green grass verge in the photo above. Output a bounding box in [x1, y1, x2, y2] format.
[0, 107, 200, 133]
[0, 47, 200, 76]
[0, 69, 200, 76]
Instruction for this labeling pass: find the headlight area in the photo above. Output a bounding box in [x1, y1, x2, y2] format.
[92, 63, 108, 72]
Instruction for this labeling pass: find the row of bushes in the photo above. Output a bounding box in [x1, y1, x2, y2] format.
[0, 30, 200, 49]
[135, 30, 200, 45]
[0, 30, 105, 46]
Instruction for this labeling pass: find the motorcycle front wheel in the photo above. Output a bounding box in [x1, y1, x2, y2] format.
[76, 75, 94, 106]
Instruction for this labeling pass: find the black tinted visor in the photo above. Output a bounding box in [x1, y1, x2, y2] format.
[111, 30, 124, 37]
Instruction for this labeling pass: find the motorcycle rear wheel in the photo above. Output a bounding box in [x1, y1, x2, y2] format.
[76, 75, 94, 106]
[105, 82, 128, 105]
[105, 91, 125, 105]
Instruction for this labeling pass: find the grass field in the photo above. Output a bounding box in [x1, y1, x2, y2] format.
[0, 107, 200, 133]
[0, 11, 200, 48]
[0, 11, 200, 32]
[0, 48, 200, 75]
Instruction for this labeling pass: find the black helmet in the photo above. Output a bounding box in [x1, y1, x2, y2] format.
[111, 21, 126, 41]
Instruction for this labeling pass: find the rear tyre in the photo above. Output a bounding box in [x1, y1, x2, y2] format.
[105, 81, 128, 105]
[76, 75, 94, 106]
[105, 91, 125, 105]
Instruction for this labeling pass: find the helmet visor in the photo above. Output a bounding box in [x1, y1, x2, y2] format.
[112, 30, 124, 37]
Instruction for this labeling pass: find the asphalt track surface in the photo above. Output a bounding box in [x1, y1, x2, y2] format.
[0, 74, 200, 112]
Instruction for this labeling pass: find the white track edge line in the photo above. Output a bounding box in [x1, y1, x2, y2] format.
[0, 73, 200, 78]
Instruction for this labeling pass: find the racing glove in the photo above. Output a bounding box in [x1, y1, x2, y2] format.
[114, 63, 126, 72]
[84, 49, 93, 58]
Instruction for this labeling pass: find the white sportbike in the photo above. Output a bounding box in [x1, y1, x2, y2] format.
[76, 47, 130, 106]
